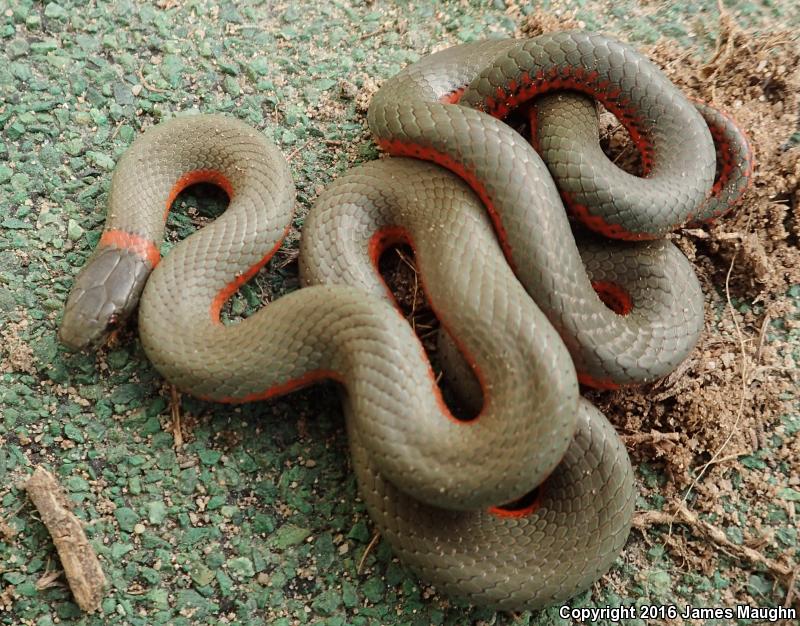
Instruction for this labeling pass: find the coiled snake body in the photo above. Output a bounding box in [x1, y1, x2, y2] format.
[59, 32, 752, 610]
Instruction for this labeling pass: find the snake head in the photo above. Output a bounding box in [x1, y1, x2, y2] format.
[59, 246, 151, 351]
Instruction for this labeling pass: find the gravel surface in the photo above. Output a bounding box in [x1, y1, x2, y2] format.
[0, 1, 798, 625]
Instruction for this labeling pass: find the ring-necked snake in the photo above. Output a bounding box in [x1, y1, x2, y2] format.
[59, 32, 752, 610]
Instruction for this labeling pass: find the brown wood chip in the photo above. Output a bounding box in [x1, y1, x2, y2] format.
[24, 466, 107, 613]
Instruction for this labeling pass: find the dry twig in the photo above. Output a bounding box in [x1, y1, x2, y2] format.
[634, 501, 794, 584]
[137, 69, 168, 94]
[24, 467, 106, 612]
[357, 531, 381, 574]
[621, 431, 681, 446]
[170, 384, 184, 450]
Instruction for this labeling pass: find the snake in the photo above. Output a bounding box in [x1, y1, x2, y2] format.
[58, 32, 752, 610]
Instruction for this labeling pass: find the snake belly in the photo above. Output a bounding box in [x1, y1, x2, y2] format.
[57, 31, 753, 612]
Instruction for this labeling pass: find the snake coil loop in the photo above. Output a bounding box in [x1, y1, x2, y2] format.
[60, 32, 752, 610]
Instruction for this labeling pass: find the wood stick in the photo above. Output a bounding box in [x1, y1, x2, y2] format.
[634, 501, 794, 581]
[24, 467, 106, 612]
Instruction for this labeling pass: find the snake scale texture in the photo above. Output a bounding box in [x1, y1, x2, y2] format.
[59, 32, 752, 610]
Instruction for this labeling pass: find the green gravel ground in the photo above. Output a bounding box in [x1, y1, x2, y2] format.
[0, 1, 798, 625]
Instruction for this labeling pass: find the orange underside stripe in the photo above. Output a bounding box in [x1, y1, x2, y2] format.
[209, 223, 290, 324]
[368, 226, 487, 426]
[164, 169, 235, 222]
[375, 138, 518, 274]
[577, 372, 621, 391]
[208, 369, 343, 404]
[159, 169, 288, 325]
[101, 171, 239, 271]
[591, 280, 633, 316]
[99, 230, 161, 267]
[210, 227, 481, 425]
[488, 485, 544, 519]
